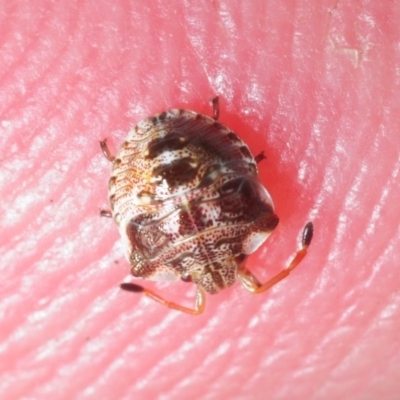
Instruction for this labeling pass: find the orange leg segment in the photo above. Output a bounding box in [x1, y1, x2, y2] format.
[120, 282, 206, 315]
[238, 222, 314, 294]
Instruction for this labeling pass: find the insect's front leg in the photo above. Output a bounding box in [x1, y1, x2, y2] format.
[120, 282, 207, 315]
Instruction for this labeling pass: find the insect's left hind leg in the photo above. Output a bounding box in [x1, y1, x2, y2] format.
[100, 139, 115, 162]
[238, 222, 314, 294]
[99, 140, 114, 216]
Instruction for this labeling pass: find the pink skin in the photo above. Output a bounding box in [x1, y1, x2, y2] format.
[1, 1, 399, 399]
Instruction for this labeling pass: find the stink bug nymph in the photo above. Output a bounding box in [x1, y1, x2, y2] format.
[100, 97, 313, 315]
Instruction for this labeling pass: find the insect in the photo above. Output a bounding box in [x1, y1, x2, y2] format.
[100, 97, 313, 315]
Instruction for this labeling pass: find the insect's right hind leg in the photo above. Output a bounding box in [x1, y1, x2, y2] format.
[238, 222, 314, 294]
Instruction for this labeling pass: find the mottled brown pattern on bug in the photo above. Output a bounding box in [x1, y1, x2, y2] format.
[146, 132, 188, 160]
[108, 109, 278, 293]
[152, 156, 200, 188]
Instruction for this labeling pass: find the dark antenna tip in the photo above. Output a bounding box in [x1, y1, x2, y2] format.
[120, 282, 145, 293]
[302, 222, 314, 247]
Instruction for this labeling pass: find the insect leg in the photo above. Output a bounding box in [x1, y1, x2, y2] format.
[254, 151, 266, 164]
[100, 209, 112, 218]
[120, 283, 206, 315]
[211, 96, 220, 120]
[100, 139, 115, 162]
[238, 222, 314, 294]
[99, 140, 114, 216]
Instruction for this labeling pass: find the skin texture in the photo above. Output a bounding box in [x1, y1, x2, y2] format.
[1, 1, 399, 399]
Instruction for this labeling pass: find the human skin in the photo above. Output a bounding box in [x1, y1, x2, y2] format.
[1, 1, 400, 399]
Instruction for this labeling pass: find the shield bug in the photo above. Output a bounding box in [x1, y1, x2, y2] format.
[100, 97, 313, 315]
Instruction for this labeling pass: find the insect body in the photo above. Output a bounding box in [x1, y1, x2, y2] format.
[100, 98, 313, 315]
